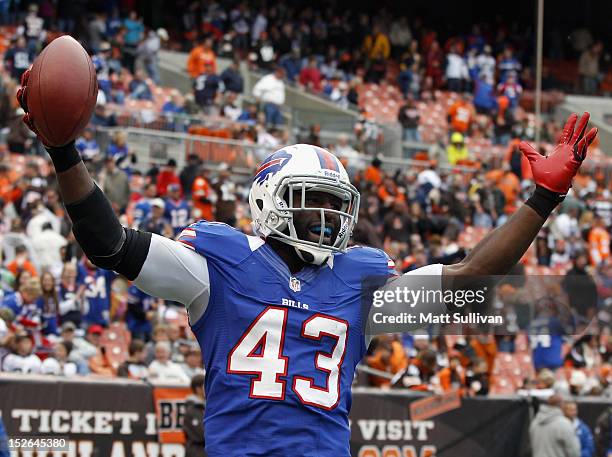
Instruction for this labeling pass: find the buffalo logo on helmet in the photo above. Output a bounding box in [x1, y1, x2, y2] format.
[254, 149, 293, 184]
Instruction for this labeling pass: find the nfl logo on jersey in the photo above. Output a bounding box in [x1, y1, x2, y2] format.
[289, 277, 301, 292]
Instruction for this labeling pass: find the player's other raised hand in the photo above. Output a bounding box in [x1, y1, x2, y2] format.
[519, 112, 598, 195]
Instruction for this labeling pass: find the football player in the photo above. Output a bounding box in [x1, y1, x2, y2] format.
[17, 72, 597, 456]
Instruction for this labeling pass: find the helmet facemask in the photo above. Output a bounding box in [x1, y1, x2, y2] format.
[264, 174, 360, 265]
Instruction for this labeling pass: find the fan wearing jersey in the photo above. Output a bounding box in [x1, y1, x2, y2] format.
[132, 183, 158, 229]
[164, 184, 191, 237]
[77, 257, 115, 327]
[15, 72, 598, 457]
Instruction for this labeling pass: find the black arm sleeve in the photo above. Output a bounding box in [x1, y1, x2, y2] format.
[65, 184, 151, 280]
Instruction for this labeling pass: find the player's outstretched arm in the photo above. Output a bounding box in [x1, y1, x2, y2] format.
[17, 73, 210, 320]
[444, 112, 598, 279]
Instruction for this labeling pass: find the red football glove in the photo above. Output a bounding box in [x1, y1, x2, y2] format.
[519, 112, 598, 195]
[16, 68, 43, 140]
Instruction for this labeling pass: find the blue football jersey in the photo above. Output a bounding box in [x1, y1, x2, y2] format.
[133, 200, 152, 229]
[126, 284, 155, 338]
[164, 198, 191, 236]
[77, 264, 115, 326]
[178, 221, 394, 456]
[530, 316, 565, 370]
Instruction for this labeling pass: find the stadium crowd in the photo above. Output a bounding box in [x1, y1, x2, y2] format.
[0, 1, 608, 411]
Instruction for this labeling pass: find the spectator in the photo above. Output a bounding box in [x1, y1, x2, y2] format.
[162, 90, 186, 115]
[252, 67, 285, 127]
[20, 4, 45, 54]
[299, 56, 323, 93]
[2, 219, 37, 269]
[280, 49, 302, 83]
[137, 28, 167, 85]
[192, 167, 217, 221]
[129, 69, 153, 101]
[562, 401, 595, 457]
[75, 128, 101, 163]
[334, 134, 362, 175]
[126, 284, 157, 342]
[448, 93, 475, 135]
[398, 95, 421, 143]
[77, 257, 115, 327]
[438, 354, 466, 392]
[6, 245, 37, 278]
[4, 36, 32, 81]
[389, 17, 412, 55]
[588, 215, 610, 266]
[133, 183, 157, 229]
[578, 42, 602, 95]
[476, 45, 496, 85]
[187, 37, 217, 78]
[31, 222, 66, 273]
[117, 340, 149, 379]
[447, 132, 469, 165]
[562, 252, 598, 319]
[141, 198, 172, 237]
[58, 322, 95, 372]
[531, 395, 580, 457]
[106, 132, 129, 165]
[179, 154, 202, 199]
[164, 183, 191, 236]
[26, 199, 61, 238]
[220, 60, 244, 94]
[366, 334, 408, 387]
[1, 331, 41, 373]
[58, 264, 81, 327]
[145, 324, 170, 364]
[183, 373, 206, 457]
[181, 348, 205, 379]
[122, 11, 145, 73]
[497, 46, 521, 83]
[6, 107, 32, 154]
[86, 324, 114, 376]
[102, 157, 130, 212]
[40, 341, 78, 376]
[445, 43, 469, 92]
[87, 12, 107, 53]
[594, 405, 612, 456]
[38, 271, 59, 335]
[212, 167, 237, 226]
[363, 24, 390, 60]
[220, 92, 242, 121]
[149, 341, 189, 383]
[156, 159, 181, 197]
[193, 64, 224, 113]
[473, 75, 497, 114]
[497, 73, 523, 109]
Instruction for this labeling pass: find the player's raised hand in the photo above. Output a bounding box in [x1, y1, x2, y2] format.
[519, 112, 598, 195]
[16, 69, 40, 138]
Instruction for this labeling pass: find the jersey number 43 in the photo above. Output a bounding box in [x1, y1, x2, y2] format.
[227, 306, 348, 410]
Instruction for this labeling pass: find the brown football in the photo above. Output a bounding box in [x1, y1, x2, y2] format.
[26, 35, 98, 147]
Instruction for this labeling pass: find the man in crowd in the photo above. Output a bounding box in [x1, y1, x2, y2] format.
[252, 66, 285, 126]
[187, 36, 217, 78]
[563, 401, 595, 457]
[164, 184, 191, 236]
[183, 373, 206, 457]
[530, 395, 580, 457]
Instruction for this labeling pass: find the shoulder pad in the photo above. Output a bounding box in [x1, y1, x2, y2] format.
[177, 220, 258, 266]
[331, 246, 396, 286]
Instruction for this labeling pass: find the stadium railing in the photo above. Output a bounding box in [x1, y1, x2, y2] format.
[96, 127, 481, 177]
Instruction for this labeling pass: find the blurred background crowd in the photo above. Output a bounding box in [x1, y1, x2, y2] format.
[0, 0, 608, 409]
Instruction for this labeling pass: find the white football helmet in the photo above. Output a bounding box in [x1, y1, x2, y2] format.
[249, 144, 360, 265]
